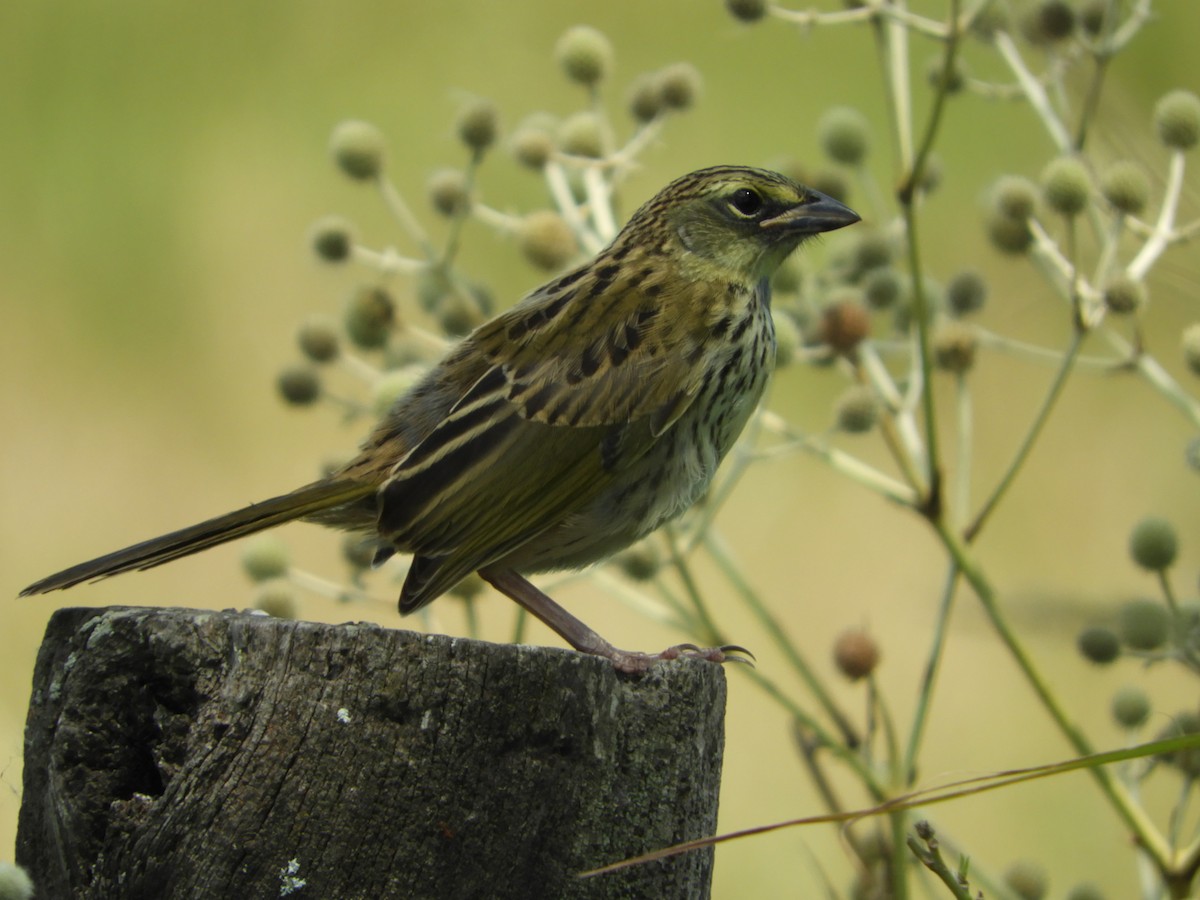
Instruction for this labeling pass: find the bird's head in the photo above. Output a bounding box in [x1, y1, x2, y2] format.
[629, 165, 860, 282]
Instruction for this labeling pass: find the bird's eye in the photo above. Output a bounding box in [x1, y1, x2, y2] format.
[728, 188, 764, 217]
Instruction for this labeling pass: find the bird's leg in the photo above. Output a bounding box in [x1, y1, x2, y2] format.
[478, 566, 751, 675]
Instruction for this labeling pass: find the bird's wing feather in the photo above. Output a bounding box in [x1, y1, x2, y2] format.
[380, 272, 713, 611]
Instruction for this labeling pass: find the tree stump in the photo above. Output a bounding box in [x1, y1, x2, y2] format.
[17, 606, 727, 899]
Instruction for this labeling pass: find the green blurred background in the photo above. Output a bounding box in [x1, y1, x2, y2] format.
[2, 1, 1198, 895]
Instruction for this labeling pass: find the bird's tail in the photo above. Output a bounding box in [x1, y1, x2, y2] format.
[20, 479, 376, 596]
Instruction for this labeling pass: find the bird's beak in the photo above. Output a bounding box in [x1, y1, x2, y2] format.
[761, 190, 861, 235]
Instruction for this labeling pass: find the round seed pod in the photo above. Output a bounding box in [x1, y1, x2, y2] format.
[427, 168, 471, 217]
[329, 120, 386, 181]
[1004, 860, 1048, 900]
[1118, 599, 1170, 651]
[457, 97, 499, 153]
[344, 285, 395, 349]
[297, 315, 340, 364]
[946, 270, 987, 317]
[834, 385, 880, 434]
[309, 214, 355, 263]
[1111, 684, 1151, 729]
[833, 629, 880, 681]
[1100, 161, 1150, 216]
[242, 535, 290, 582]
[933, 322, 978, 374]
[726, 0, 767, 22]
[657, 63, 702, 111]
[254, 579, 298, 619]
[555, 25, 613, 87]
[518, 210, 578, 271]
[557, 111, 604, 158]
[510, 124, 556, 169]
[1154, 89, 1200, 151]
[993, 175, 1039, 221]
[627, 73, 664, 124]
[1077, 626, 1119, 664]
[277, 364, 321, 406]
[1041, 156, 1091, 217]
[818, 106, 871, 167]
[1102, 274, 1146, 316]
[1129, 516, 1178, 571]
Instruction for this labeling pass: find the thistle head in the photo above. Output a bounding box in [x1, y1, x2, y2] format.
[622, 166, 860, 282]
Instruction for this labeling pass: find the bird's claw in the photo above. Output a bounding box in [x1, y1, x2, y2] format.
[607, 642, 755, 674]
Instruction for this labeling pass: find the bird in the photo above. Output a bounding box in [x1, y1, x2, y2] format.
[21, 165, 859, 673]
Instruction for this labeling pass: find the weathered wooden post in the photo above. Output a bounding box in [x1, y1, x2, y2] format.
[17, 606, 726, 898]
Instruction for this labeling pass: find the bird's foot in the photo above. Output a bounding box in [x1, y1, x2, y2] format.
[605, 643, 756, 675]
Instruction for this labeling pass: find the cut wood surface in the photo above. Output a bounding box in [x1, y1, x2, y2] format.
[17, 606, 727, 899]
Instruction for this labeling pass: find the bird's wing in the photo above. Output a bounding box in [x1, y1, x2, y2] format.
[380, 273, 713, 612]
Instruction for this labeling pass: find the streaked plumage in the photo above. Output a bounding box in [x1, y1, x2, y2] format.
[22, 165, 859, 672]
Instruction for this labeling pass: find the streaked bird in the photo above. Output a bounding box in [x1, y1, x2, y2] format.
[21, 165, 859, 672]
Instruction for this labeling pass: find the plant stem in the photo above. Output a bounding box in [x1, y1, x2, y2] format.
[964, 328, 1083, 542]
[703, 530, 862, 750]
[936, 523, 1173, 872]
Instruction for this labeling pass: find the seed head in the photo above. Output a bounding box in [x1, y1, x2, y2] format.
[818, 106, 871, 167]
[833, 628, 880, 680]
[344, 284, 395, 350]
[1102, 274, 1146, 316]
[1041, 156, 1091, 217]
[277, 365, 321, 406]
[1118, 599, 1171, 651]
[946, 270, 987, 317]
[627, 74, 664, 124]
[993, 175, 1039, 221]
[835, 385, 880, 434]
[555, 26, 613, 87]
[933, 322, 978, 374]
[518, 210, 578, 270]
[1155, 89, 1200, 151]
[1111, 684, 1151, 729]
[819, 296, 871, 354]
[309, 214, 355, 263]
[297, 315, 340, 363]
[614, 538, 662, 581]
[254, 579, 298, 619]
[657, 63, 702, 111]
[557, 111, 604, 158]
[510, 122, 556, 169]
[1077, 626, 1119, 664]
[329, 120, 386, 181]
[986, 211, 1033, 255]
[427, 168, 471, 217]
[242, 535, 290, 582]
[863, 267, 905, 311]
[1021, 0, 1075, 44]
[1004, 860, 1048, 900]
[1079, 0, 1109, 37]
[456, 97, 499, 154]
[1129, 516, 1178, 571]
[1065, 884, 1106, 900]
[437, 290, 488, 337]
[726, 0, 767, 22]
[1100, 161, 1150, 216]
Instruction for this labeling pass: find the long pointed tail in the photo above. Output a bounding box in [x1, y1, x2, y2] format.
[20, 479, 376, 596]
